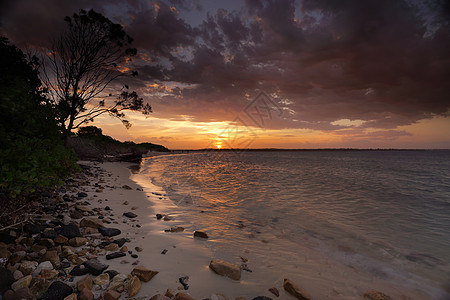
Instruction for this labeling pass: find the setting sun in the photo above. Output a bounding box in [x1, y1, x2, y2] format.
[217, 144, 221, 149]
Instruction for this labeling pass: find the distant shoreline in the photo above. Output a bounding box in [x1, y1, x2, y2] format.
[169, 148, 450, 152]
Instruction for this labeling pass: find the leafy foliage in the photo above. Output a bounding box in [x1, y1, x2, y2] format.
[0, 37, 79, 196]
[43, 9, 152, 134]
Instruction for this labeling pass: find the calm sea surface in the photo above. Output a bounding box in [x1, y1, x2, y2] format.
[138, 150, 450, 298]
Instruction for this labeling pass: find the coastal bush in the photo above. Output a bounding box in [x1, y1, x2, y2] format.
[0, 36, 79, 196]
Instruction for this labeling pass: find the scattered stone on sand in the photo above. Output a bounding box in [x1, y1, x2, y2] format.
[80, 217, 104, 228]
[150, 294, 172, 300]
[156, 214, 163, 220]
[98, 227, 121, 237]
[167, 226, 184, 233]
[106, 252, 126, 260]
[83, 259, 109, 276]
[104, 243, 119, 251]
[78, 192, 88, 198]
[131, 266, 159, 282]
[193, 231, 209, 239]
[179, 276, 189, 290]
[210, 294, 228, 300]
[54, 235, 69, 244]
[126, 275, 141, 297]
[173, 292, 196, 300]
[19, 261, 38, 276]
[253, 297, 273, 300]
[122, 185, 132, 190]
[268, 287, 279, 297]
[209, 260, 241, 280]
[283, 279, 311, 300]
[40, 250, 60, 268]
[165, 288, 175, 298]
[135, 246, 143, 252]
[123, 212, 138, 218]
[363, 290, 393, 300]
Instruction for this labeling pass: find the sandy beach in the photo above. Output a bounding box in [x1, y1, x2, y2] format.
[70, 161, 434, 299]
[1, 159, 440, 300]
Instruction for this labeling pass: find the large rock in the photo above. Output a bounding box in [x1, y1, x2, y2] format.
[98, 227, 121, 237]
[59, 224, 82, 239]
[80, 217, 103, 229]
[126, 275, 141, 297]
[19, 261, 38, 276]
[41, 281, 73, 300]
[77, 275, 93, 292]
[11, 275, 32, 291]
[5, 287, 33, 300]
[29, 278, 50, 298]
[363, 290, 393, 300]
[78, 287, 94, 300]
[40, 250, 60, 268]
[209, 260, 241, 280]
[83, 259, 109, 276]
[283, 279, 311, 300]
[173, 292, 196, 300]
[94, 273, 110, 286]
[131, 266, 159, 282]
[104, 290, 121, 300]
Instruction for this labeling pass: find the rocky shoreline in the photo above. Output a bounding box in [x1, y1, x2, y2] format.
[0, 162, 394, 300]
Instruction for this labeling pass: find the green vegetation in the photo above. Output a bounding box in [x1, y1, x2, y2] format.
[0, 37, 79, 196]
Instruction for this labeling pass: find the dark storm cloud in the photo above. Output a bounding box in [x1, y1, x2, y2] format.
[1, 0, 449, 131]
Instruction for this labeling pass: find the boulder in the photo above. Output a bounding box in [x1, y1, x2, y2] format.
[104, 290, 121, 300]
[209, 260, 241, 280]
[41, 281, 73, 300]
[283, 279, 311, 300]
[80, 217, 103, 229]
[40, 250, 60, 268]
[363, 290, 392, 300]
[78, 287, 94, 300]
[19, 261, 38, 276]
[98, 227, 121, 237]
[59, 224, 82, 239]
[5, 287, 33, 300]
[94, 273, 110, 286]
[126, 275, 141, 297]
[29, 278, 50, 298]
[11, 275, 32, 291]
[131, 266, 159, 282]
[173, 292, 196, 300]
[77, 275, 93, 292]
[83, 259, 109, 276]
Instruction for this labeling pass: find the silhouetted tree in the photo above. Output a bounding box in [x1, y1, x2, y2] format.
[43, 9, 151, 134]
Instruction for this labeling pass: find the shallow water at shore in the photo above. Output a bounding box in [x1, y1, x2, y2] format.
[134, 150, 450, 299]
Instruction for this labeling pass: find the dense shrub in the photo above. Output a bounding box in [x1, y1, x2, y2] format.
[0, 36, 78, 196]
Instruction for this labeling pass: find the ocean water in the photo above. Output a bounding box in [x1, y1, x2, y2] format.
[137, 150, 450, 299]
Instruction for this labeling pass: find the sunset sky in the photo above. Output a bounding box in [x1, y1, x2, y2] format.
[1, 0, 449, 149]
